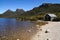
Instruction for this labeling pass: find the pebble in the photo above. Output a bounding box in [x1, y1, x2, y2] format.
[36, 25, 40, 27]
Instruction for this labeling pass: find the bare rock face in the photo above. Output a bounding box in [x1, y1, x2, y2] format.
[3, 9, 15, 17]
[1, 9, 25, 18]
[16, 9, 25, 14]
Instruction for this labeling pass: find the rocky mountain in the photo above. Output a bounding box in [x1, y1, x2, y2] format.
[22, 3, 60, 16]
[15, 9, 25, 16]
[21, 3, 60, 18]
[16, 9, 25, 14]
[3, 9, 15, 17]
[0, 3, 60, 19]
[0, 9, 25, 18]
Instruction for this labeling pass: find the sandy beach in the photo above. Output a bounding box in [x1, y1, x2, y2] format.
[31, 22, 60, 40]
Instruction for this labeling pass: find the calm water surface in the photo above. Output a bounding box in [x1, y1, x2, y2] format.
[0, 18, 36, 35]
[0, 18, 39, 40]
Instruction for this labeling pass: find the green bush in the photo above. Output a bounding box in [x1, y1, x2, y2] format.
[53, 18, 60, 21]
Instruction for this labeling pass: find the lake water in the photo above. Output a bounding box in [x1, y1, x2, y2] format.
[0, 18, 37, 40]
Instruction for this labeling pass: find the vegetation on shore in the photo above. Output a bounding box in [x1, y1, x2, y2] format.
[0, 3, 60, 21]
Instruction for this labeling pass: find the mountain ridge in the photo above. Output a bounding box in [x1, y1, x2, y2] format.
[0, 3, 60, 20]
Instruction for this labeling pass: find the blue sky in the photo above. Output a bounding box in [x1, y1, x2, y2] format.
[0, 0, 60, 14]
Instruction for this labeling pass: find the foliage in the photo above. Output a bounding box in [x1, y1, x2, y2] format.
[0, 3, 60, 21]
[53, 18, 60, 21]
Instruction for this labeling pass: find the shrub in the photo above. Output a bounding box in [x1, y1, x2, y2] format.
[53, 18, 60, 21]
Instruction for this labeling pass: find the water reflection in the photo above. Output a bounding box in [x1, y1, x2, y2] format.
[0, 18, 36, 31]
[0, 18, 37, 40]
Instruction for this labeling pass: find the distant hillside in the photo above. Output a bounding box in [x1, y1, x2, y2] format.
[20, 3, 60, 20]
[0, 9, 25, 18]
[0, 3, 60, 20]
[22, 3, 60, 15]
[3, 9, 15, 17]
[15, 9, 25, 17]
[16, 9, 25, 14]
